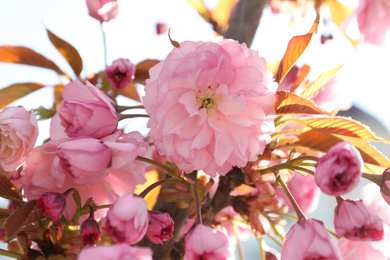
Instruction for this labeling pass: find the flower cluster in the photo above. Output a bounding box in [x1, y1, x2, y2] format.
[1, 0, 390, 259]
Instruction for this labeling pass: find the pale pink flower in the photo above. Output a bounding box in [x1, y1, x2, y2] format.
[334, 199, 384, 241]
[338, 238, 387, 260]
[146, 211, 174, 244]
[86, 0, 119, 23]
[356, 0, 390, 45]
[36, 192, 67, 222]
[21, 131, 151, 221]
[101, 193, 149, 244]
[50, 80, 118, 140]
[281, 218, 342, 260]
[0, 106, 38, 173]
[78, 244, 152, 260]
[106, 58, 136, 89]
[143, 39, 277, 177]
[56, 137, 111, 184]
[184, 224, 232, 260]
[315, 141, 363, 196]
[275, 173, 320, 214]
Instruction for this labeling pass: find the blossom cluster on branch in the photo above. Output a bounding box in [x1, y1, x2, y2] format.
[1, 0, 390, 259]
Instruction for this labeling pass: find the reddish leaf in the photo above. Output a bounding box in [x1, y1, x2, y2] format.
[4, 200, 37, 238]
[300, 65, 343, 99]
[0, 46, 66, 76]
[0, 83, 46, 109]
[134, 59, 160, 84]
[275, 11, 320, 84]
[0, 174, 22, 202]
[276, 91, 331, 116]
[289, 116, 390, 142]
[289, 64, 311, 93]
[118, 83, 141, 103]
[168, 28, 180, 48]
[46, 28, 83, 77]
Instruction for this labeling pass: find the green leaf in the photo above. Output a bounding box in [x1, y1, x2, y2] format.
[0, 46, 66, 76]
[46, 28, 83, 78]
[0, 83, 46, 109]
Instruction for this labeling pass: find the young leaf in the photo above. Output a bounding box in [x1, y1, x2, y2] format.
[134, 59, 160, 84]
[4, 200, 37, 238]
[0, 46, 66, 76]
[0, 83, 45, 109]
[0, 174, 22, 202]
[46, 28, 83, 78]
[300, 65, 343, 99]
[118, 82, 141, 102]
[276, 91, 331, 116]
[288, 116, 390, 142]
[275, 11, 320, 84]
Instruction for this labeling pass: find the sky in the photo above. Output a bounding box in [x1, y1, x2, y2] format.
[1, 0, 390, 258]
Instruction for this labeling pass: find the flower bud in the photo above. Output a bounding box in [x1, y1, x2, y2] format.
[36, 192, 67, 222]
[86, 0, 119, 23]
[184, 224, 232, 260]
[106, 58, 136, 90]
[156, 22, 168, 35]
[281, 218, 342, 260]
[101, 193, 148, 244]
[334, 199, 384, 241]
[81, 218, 100, 246]
[146, 211, 174, 244]
[315, 141, 363, 196]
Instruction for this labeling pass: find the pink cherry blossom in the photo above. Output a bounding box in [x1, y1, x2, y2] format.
[356, 0, 390, 45]
[146, 211, 174, 244]
[36, 192, 67, 222]
[334, 199, 384, 241]
[281, 218, 342, 260]
[315, 141, 363, 196]
[78, 244, 152, 260]
[80, 217, 101, 246]
[0, 106, 38, 173]
[101, 193, 149, 244]
[275, 173, 320, 214]
[106, 58, 136, 89]
[184, 224, 232, 260]
[156, 22, 169, 35]
[338, 238, 387, 260]
[86, 0, 119, 23]
[50, 80, 118, 140]
[143, 39, 277, 177]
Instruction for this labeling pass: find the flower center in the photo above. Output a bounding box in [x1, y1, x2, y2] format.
[196, 86, 218, 112]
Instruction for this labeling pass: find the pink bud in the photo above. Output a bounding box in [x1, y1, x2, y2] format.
[184, 224, 232, 260]
[101, 193, 148, 244]
[334, 199, 384, 241]
[281, 218, 342, 260]
[36, 192, 67, 222]
[86, 0, 119, 23]
[146, 211, 174, 244]
[315, 141, 363, 196]
[106, 58, 136, 90]
[78, 244, 152, 260]
[81, 218, 101, 246]
[156, 22, 169, 35]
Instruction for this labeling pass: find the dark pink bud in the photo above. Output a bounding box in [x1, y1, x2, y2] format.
[36, 192, 66, 222]
[81, 218, 101, 246]
[106, 58, 136, 90]
[156, 22, 169, 35]
[334, 199, 384, 241]
[146, 211, 174, 244]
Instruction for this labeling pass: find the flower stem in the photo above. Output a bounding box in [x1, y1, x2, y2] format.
[119, 114, 149, 120]
[135, 156, 175, 175]
[139, 178, 171, 198]
[275, 173, 306, 220]
[259, 237, 265, 260]
[264, 233, 283, 248]
[101, 22, 108, 68]
[191, 184, 202, 225]
[116, 105, 145, 113]
[362, 172, 383, 186]
[0, 249, 22, 259]
[232, 224, 245, 260]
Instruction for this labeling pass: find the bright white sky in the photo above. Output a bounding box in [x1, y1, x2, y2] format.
[0, 0, 390, 145]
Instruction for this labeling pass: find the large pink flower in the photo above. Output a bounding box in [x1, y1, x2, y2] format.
[143, 39, 277, 177]
[86, 0, 119, 23]
[78, 244, 152, 260]
[50, 80, 118, 140]
[338, 238, 387, 260]
[0, 106, 38, 173]
[356, 0, 390, 45]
